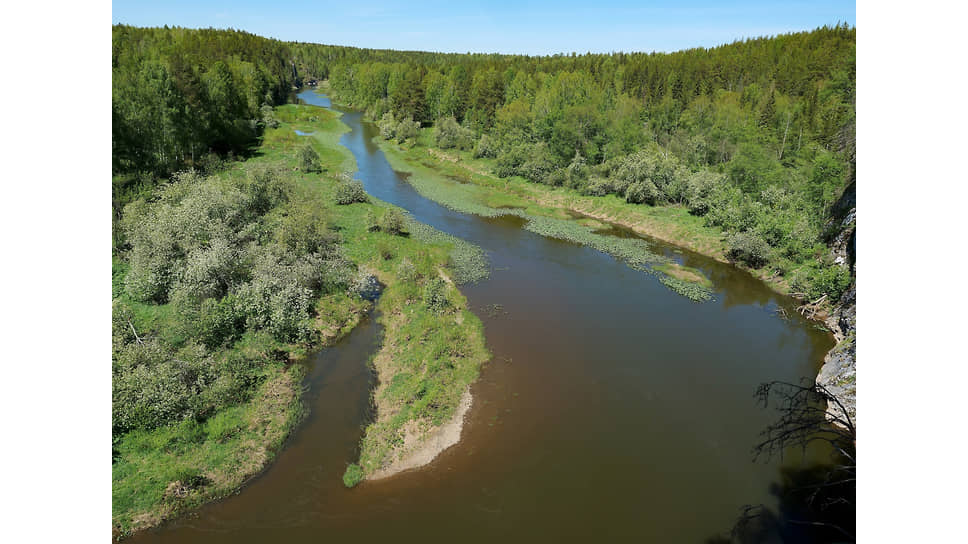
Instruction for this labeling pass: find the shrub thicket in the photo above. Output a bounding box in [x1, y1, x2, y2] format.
[379, 208, 407, 235]
[727, 232, 772, 268]
[342, 464, 364, 488]
[334, 176, 368, 205]
[299, 144, 322, 173]
[114, 166, 356, 438]
[423, 277, 450, 314]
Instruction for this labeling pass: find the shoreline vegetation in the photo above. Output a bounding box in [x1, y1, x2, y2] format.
[361, 117, 718, 302]
[349, 89, 858, 424]
[112, 102, 489, 536]
[324, 86, 855, 424]
[111, 24, 855, 538]
[354, 102, 831, 308]
[357, 103, 857, 414]
[310, 24, 855, 314]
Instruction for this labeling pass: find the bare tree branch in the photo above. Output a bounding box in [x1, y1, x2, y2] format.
[127, 317, 144, 345]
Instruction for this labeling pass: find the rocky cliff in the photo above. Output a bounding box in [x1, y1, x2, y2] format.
[817, 181, 856, 427]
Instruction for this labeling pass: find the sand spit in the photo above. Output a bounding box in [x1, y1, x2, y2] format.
[368, 388, 472, 480]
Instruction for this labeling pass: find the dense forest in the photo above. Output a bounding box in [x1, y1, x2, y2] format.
[112, 26, 296, 176]
[112, 25, 303, 255]
[113, 24, 855, 302]
[303, 24, 856, 300]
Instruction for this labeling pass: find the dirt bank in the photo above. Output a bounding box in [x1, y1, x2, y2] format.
[368, 388, 473, 480]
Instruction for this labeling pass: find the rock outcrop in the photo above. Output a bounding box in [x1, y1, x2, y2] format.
[817, 181, 856, 428]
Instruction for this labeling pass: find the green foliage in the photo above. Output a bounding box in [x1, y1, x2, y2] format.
[727, 232, 772, 268]
[114, 164, 358, 439]
[395, 115, 420, 143]
[114, 98, 494, 532]
[379, 208, 407, 235]
[794, 263, 853, 302]
[685, 171, 721, 216]
[808, 151, 846, 211]
[355, 265, 489, 474]
[377, 240, 395, 260]
[275, 200, 337, 254]
[320, 24, 855, 299]
[342, 464, 364, 488]
[191, 294, 247, 349]
[396, 258, 419, 282]
[378, 111, 397, 140]
[171, 467, 210, 490]
[260, 104, 280, 129]
[625, 180, 660, 205]
[204, 409, 244, 442]
[608, 149, 680, 198]
[657, 274, 713, 303]
[522, 215, 667, 272]
[495, 141, 557, 184]
[364, 209, 380, 232]
[407, 222, 489, 285]
[334, 176, 368, 205]
[422, 278, 451, 314]
[565, 151, 589, 188]
[433, 116, 475, 150]
[473, 133, 499, 158]
[298, 144, 322, 173]
[727, 145, 781, 195]
[113, 25, 295, 177]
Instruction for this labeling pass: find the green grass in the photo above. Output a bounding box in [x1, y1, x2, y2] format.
[342, 464, 364, 487]
[319, 192, 490, 476]
[112, 365, 305, 537]
[356, 267, 488, 476]
[407, 220, 489, 284]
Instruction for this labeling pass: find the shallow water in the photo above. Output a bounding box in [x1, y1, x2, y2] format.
[130, 90, 835, 543]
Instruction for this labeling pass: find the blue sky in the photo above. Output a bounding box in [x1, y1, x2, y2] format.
[112, 1, 855, 55]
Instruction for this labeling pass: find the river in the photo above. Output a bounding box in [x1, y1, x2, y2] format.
[129, 90, 835, 543]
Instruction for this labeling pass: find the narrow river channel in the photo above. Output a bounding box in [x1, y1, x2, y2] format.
[131, 90, 835, 543]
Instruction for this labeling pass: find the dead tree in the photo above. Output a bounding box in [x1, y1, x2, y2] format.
[731, 379, 856, 542]
[753, 379, 855, 465]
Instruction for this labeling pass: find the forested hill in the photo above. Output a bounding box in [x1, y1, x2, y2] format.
[113, 24, 854, 176]
[302, 24, 856, 302]
[113, 24, 855, 302]
[297, 25, 854, 148]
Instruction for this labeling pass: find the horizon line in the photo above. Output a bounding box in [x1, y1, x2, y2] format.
[111, 21, 855, 58]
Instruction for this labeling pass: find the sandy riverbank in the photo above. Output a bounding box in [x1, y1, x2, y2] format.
[368, 388, 473, 480]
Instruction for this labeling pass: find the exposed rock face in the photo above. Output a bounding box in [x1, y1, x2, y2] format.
[817, 184, 856, 428]
[819, 283, 856, 426]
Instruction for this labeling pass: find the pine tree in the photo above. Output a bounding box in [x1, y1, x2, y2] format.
[759, 89, 776, 128]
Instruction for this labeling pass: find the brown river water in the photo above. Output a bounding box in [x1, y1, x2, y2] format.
[128, 90, 835, 543]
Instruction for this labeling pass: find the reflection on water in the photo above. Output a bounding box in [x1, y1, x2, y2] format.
[131, 90, 835, 544]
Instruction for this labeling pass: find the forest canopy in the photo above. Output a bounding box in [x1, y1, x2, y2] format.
[113, 24, 855, 300]
[112, 25, 297, 176]
[301, 24, 856, 300]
